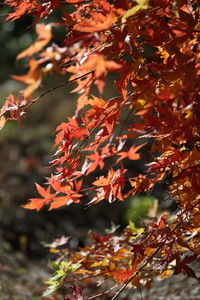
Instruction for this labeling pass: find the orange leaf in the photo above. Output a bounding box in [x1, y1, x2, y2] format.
[17, 24, 52, 60]
[48, 196, 73, 210]
[112, 268, 134, 282]
[82, 54, 121, 93]
[23, 198, 48, 211]
[117, 143, 146, 163]
[12, 58, 42, 97]
[128, 143, 146, 160]
[86, 151, 104, 175]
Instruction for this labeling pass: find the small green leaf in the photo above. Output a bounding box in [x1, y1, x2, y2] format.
[43, 260, 83, 296]
[129, 220, 144, 234]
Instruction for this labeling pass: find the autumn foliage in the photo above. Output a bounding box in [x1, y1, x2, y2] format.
[1, 0, 200, 298]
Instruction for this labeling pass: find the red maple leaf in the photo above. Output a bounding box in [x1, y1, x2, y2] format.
[117, 143, 146, 163]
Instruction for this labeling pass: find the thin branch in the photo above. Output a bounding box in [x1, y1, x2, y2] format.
[76, 108, 115, 152]
[111, 245, 162, 300]
[35, 70, 94, 100]
[111, 220, 182, 300]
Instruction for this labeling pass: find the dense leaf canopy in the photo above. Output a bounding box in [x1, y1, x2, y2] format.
[1, 0, 199, 298]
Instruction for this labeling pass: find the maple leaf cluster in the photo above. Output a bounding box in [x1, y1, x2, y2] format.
[1, 0, 200, 298]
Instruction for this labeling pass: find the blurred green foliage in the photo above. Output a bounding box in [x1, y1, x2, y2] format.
[0, 7, 35, 83]
[124, 196, 156, 226]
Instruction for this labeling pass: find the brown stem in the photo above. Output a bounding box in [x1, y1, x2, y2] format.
[111, 244, 162, 300]
[36, 71, 94, 100]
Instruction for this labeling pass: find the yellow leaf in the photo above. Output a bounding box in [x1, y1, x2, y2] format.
[161, 269, 174, 278]
[90, 260, 108, 267]
[50, 248, 60, 253]
[144, 247, 154, 256]
[122, 0, 149, 29]
[0, 116, 6, 130]
[184, 109, 193, 119]
[138, 99, 146, 106]
[160, 150, 174, 158]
